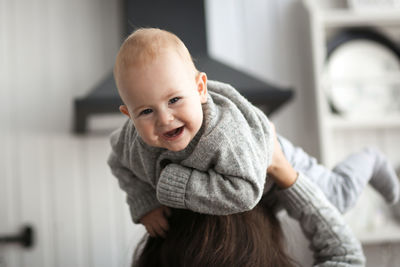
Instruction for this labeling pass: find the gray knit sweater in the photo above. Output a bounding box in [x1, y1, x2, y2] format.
[108, 80, 274, 223]
[277, 173, 365, 266]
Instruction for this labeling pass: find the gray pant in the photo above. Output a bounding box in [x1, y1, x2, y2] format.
[279, 135, 374, 213]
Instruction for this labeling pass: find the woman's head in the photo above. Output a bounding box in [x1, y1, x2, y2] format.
[133, 200, 296, 267]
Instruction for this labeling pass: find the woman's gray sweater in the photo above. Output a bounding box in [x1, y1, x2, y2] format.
[278, 173, 365, 266]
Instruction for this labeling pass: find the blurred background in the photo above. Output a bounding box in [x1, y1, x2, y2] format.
[1, 0, 400, 266]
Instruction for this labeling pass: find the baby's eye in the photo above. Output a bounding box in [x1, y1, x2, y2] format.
[169, 97, 181, 104]
[140, 109, 153, 116]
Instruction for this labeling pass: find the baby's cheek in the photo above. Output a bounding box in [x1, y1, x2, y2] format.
[137, 129, 155, 144]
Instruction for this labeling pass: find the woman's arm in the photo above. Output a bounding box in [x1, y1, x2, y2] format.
[268, 126, 365, 266]
[276, 173, 365, 267]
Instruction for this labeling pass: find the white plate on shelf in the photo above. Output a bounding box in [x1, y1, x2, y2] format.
[324, 39, 400, 117]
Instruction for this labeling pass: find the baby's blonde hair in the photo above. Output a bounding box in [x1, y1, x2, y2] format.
[114, 28, 198, 90]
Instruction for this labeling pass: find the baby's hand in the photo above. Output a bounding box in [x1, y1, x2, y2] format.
[267, 123, 298, 189]
[268, 123, 287, 172]
[139, 206, 171, 238]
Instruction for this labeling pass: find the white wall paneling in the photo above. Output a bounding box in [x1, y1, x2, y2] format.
[51, 136, 90, 267]
[0, 133, 147, 267]
[0, 135, 21, 267]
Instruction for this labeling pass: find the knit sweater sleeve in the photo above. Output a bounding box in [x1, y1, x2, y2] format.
[276, 173, 365, 267]
[107, 128, 160, 224]
[157, 164, 263, 215]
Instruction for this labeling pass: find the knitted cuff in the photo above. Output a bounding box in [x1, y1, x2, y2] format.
[157, 163, 192, 209]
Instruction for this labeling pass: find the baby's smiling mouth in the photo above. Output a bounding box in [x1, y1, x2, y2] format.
[163, 126, 184, 139]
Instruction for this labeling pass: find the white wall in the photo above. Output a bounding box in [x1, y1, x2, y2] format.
[205, 0, 320, 157]
[0, 0, 122, 134]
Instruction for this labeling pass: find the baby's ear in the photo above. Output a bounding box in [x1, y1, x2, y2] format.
[197, 72, 208, 103]
[119, 105, 131, 118]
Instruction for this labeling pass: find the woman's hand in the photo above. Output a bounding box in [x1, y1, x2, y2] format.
[267, 123, 298, 189]
[139, 205, 171, 238]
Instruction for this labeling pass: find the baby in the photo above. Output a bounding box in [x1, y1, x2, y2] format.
[108, 28, 399, 237]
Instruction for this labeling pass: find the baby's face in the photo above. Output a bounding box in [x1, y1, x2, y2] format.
[118, 51, 207, 151]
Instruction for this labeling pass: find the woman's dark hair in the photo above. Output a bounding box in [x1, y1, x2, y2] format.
[132, 198, 297, 267]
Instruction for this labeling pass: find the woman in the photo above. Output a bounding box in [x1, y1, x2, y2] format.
[132, 129, 365, 267]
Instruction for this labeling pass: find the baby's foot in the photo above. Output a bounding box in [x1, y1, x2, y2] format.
[367, 147, 400, 204]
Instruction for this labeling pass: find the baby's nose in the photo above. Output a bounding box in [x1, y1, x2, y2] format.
[157, 111, 173, 126]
